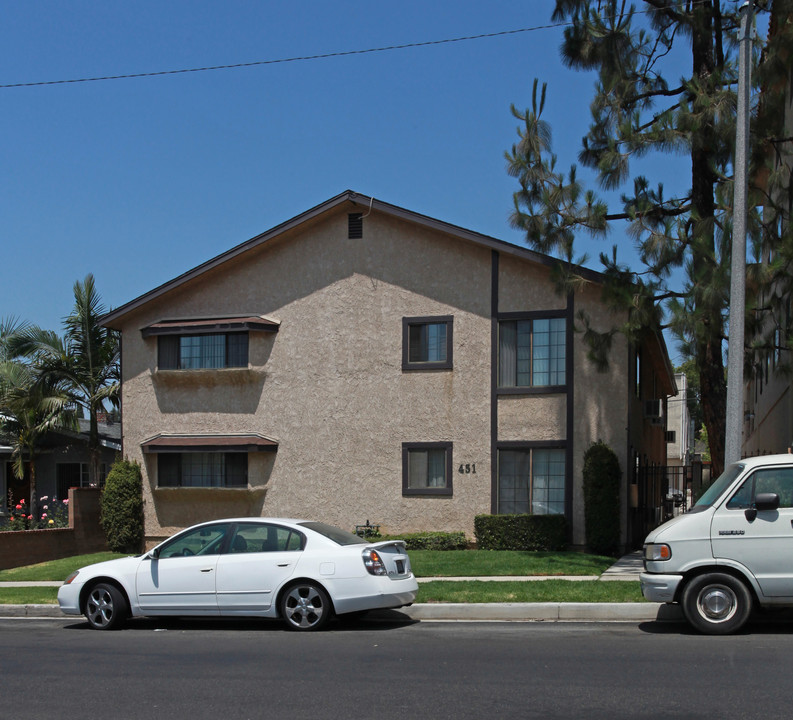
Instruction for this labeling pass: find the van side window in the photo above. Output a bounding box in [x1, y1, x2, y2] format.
[726, 478, 754, 509]
[726, 467, 793, 509]
[754, 468, 793, 508]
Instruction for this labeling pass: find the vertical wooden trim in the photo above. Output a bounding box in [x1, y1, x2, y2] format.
[565, 292, 575, 528]
[490, 250, 499, 513]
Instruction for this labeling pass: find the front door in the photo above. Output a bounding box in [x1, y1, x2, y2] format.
[136, 522, 231, 614]
[216, 523, 303, 613]
[711, 464, 793, 598]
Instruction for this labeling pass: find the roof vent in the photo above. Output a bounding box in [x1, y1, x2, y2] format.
[348, 213, 363, 239]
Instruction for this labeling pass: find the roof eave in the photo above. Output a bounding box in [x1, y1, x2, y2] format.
[101, 190, 608, 328]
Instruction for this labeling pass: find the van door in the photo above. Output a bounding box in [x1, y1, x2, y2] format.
[711, 465, 793, 598]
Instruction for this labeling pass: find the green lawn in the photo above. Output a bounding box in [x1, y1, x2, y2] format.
[0, 553, 127, 582]
[409, 550, 615, 577]
[0, 587, 59, 604]
[0, 550, 636, 606]
[417, 580, 644, 603]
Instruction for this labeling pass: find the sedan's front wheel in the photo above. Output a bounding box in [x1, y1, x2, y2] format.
[83, 582, 128, 630]
[280, 582, 331, 631]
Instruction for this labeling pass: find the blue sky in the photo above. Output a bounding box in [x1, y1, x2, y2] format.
[2, 1, 744, 364]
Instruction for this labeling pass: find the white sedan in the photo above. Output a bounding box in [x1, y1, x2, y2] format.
[58, 518, 418, 631]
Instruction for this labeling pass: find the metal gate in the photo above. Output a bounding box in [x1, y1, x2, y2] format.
[628, 462, 711, 549]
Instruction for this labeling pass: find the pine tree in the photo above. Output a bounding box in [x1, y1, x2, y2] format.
[507, 0, 793, 476]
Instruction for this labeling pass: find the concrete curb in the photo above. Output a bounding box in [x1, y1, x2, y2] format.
[397, 602, 683, 623]
[0, 604, 64, 618]
[0, 602, 684, 623]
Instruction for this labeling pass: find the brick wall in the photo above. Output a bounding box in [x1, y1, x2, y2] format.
[0, 488, 109, 571]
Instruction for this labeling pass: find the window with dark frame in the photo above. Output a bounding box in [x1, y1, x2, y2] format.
[497, 447, 566, 515]
[56, 463, 90, 500]
[402, 442, 453, 496]
[402, 316, 453, 371]
[158, 332, 249, 370]
[498, 317, 565, 389]
[158, 453, 248, 488]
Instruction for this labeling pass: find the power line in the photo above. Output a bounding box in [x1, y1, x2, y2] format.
[0, 24, 566, 90]
[0, 0, 730, 91]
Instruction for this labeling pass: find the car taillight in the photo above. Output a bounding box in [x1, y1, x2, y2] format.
[362, 548, 387, 576]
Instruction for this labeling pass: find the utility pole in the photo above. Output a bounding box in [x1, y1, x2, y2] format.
[725, 1, 755, 468]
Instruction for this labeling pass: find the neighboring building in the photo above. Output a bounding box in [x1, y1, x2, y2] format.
[101, 191, 675, 549]
[666, 373, 691, 469]
[1, 417, 121, 517]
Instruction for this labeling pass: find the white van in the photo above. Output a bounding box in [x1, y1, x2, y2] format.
[640, 454, 793, 634]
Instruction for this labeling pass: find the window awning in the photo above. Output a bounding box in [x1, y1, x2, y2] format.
[141, 434, 278, 453]
[141, 316, 279, 338]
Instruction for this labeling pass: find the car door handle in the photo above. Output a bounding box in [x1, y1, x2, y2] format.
[277, 563, 291, 568]
[200, 568, 213, 573]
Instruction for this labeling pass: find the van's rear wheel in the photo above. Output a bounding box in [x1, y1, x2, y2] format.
[682, 573, 752, 635]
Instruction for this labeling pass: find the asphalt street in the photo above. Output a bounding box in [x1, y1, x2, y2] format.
[4, 616, 793, 719]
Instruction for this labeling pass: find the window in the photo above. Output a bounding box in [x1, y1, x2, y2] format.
[158, 523, 232, 558]
[666, 431, 677, 443]
[497, 448, 566, 515]
[158, 453, 247, 488]
[402, 316, 453, 371]
[727, 467, 793, 509]
[56, 463, 90, 500]
[158, 332, 248, 370]
[498, 317, 565, 389]
[402, 442, 453, 496]
[228, 523, 305, 553]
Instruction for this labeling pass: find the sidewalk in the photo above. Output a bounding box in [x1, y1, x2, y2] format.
[1, 551, 677, 623]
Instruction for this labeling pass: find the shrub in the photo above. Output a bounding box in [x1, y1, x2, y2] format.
[100, 459, 144, 553]
[380, 531, 468, 551]
[583, 441, 621, 556]
[474, 514, 567, 551]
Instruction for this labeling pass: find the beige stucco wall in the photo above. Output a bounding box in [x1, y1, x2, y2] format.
[121, 206, 495, 543]
[117, 202, 643, 547]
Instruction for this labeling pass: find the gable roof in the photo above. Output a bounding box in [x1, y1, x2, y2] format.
[101, 189, 607, 328]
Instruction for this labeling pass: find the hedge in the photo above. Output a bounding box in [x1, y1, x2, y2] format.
[380, 531, 468, 551]
[473, 514, 567, 551]
[100, 459, 144, 554]
[583, 441, 621, 555]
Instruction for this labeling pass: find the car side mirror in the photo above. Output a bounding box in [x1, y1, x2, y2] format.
[147, 548, 160, 560]
[755, 493, 780, 512]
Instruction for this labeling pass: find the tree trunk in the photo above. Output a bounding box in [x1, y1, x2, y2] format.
[690, 1, 727, 478]
[28, 459, 38, 523]
[88, 406, 101, 488]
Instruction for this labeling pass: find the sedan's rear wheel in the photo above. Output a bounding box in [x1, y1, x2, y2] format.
[280, 582, 331, 631]
[84, 582, 128, 631]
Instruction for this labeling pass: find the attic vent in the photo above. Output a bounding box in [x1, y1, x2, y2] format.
[348, 213, 363, 239]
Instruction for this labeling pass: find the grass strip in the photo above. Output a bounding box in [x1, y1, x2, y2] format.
[0, 581, 644, 606]
[0, 587, 59, 605]
[0, 553, 126, 582]
[417, 580, 646, 604]
[409, 550, 615, 578]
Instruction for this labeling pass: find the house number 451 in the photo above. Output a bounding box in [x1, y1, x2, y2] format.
[458, 463, 477, 474]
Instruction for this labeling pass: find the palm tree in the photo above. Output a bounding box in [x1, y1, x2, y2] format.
[29, 275, 120, 487]
[0, 316, 29, 361]
[0, 359, 75, 519]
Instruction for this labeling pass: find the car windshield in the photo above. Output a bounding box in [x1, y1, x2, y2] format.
[692, 463, 745, 511]
[300, 521, 366, 546]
